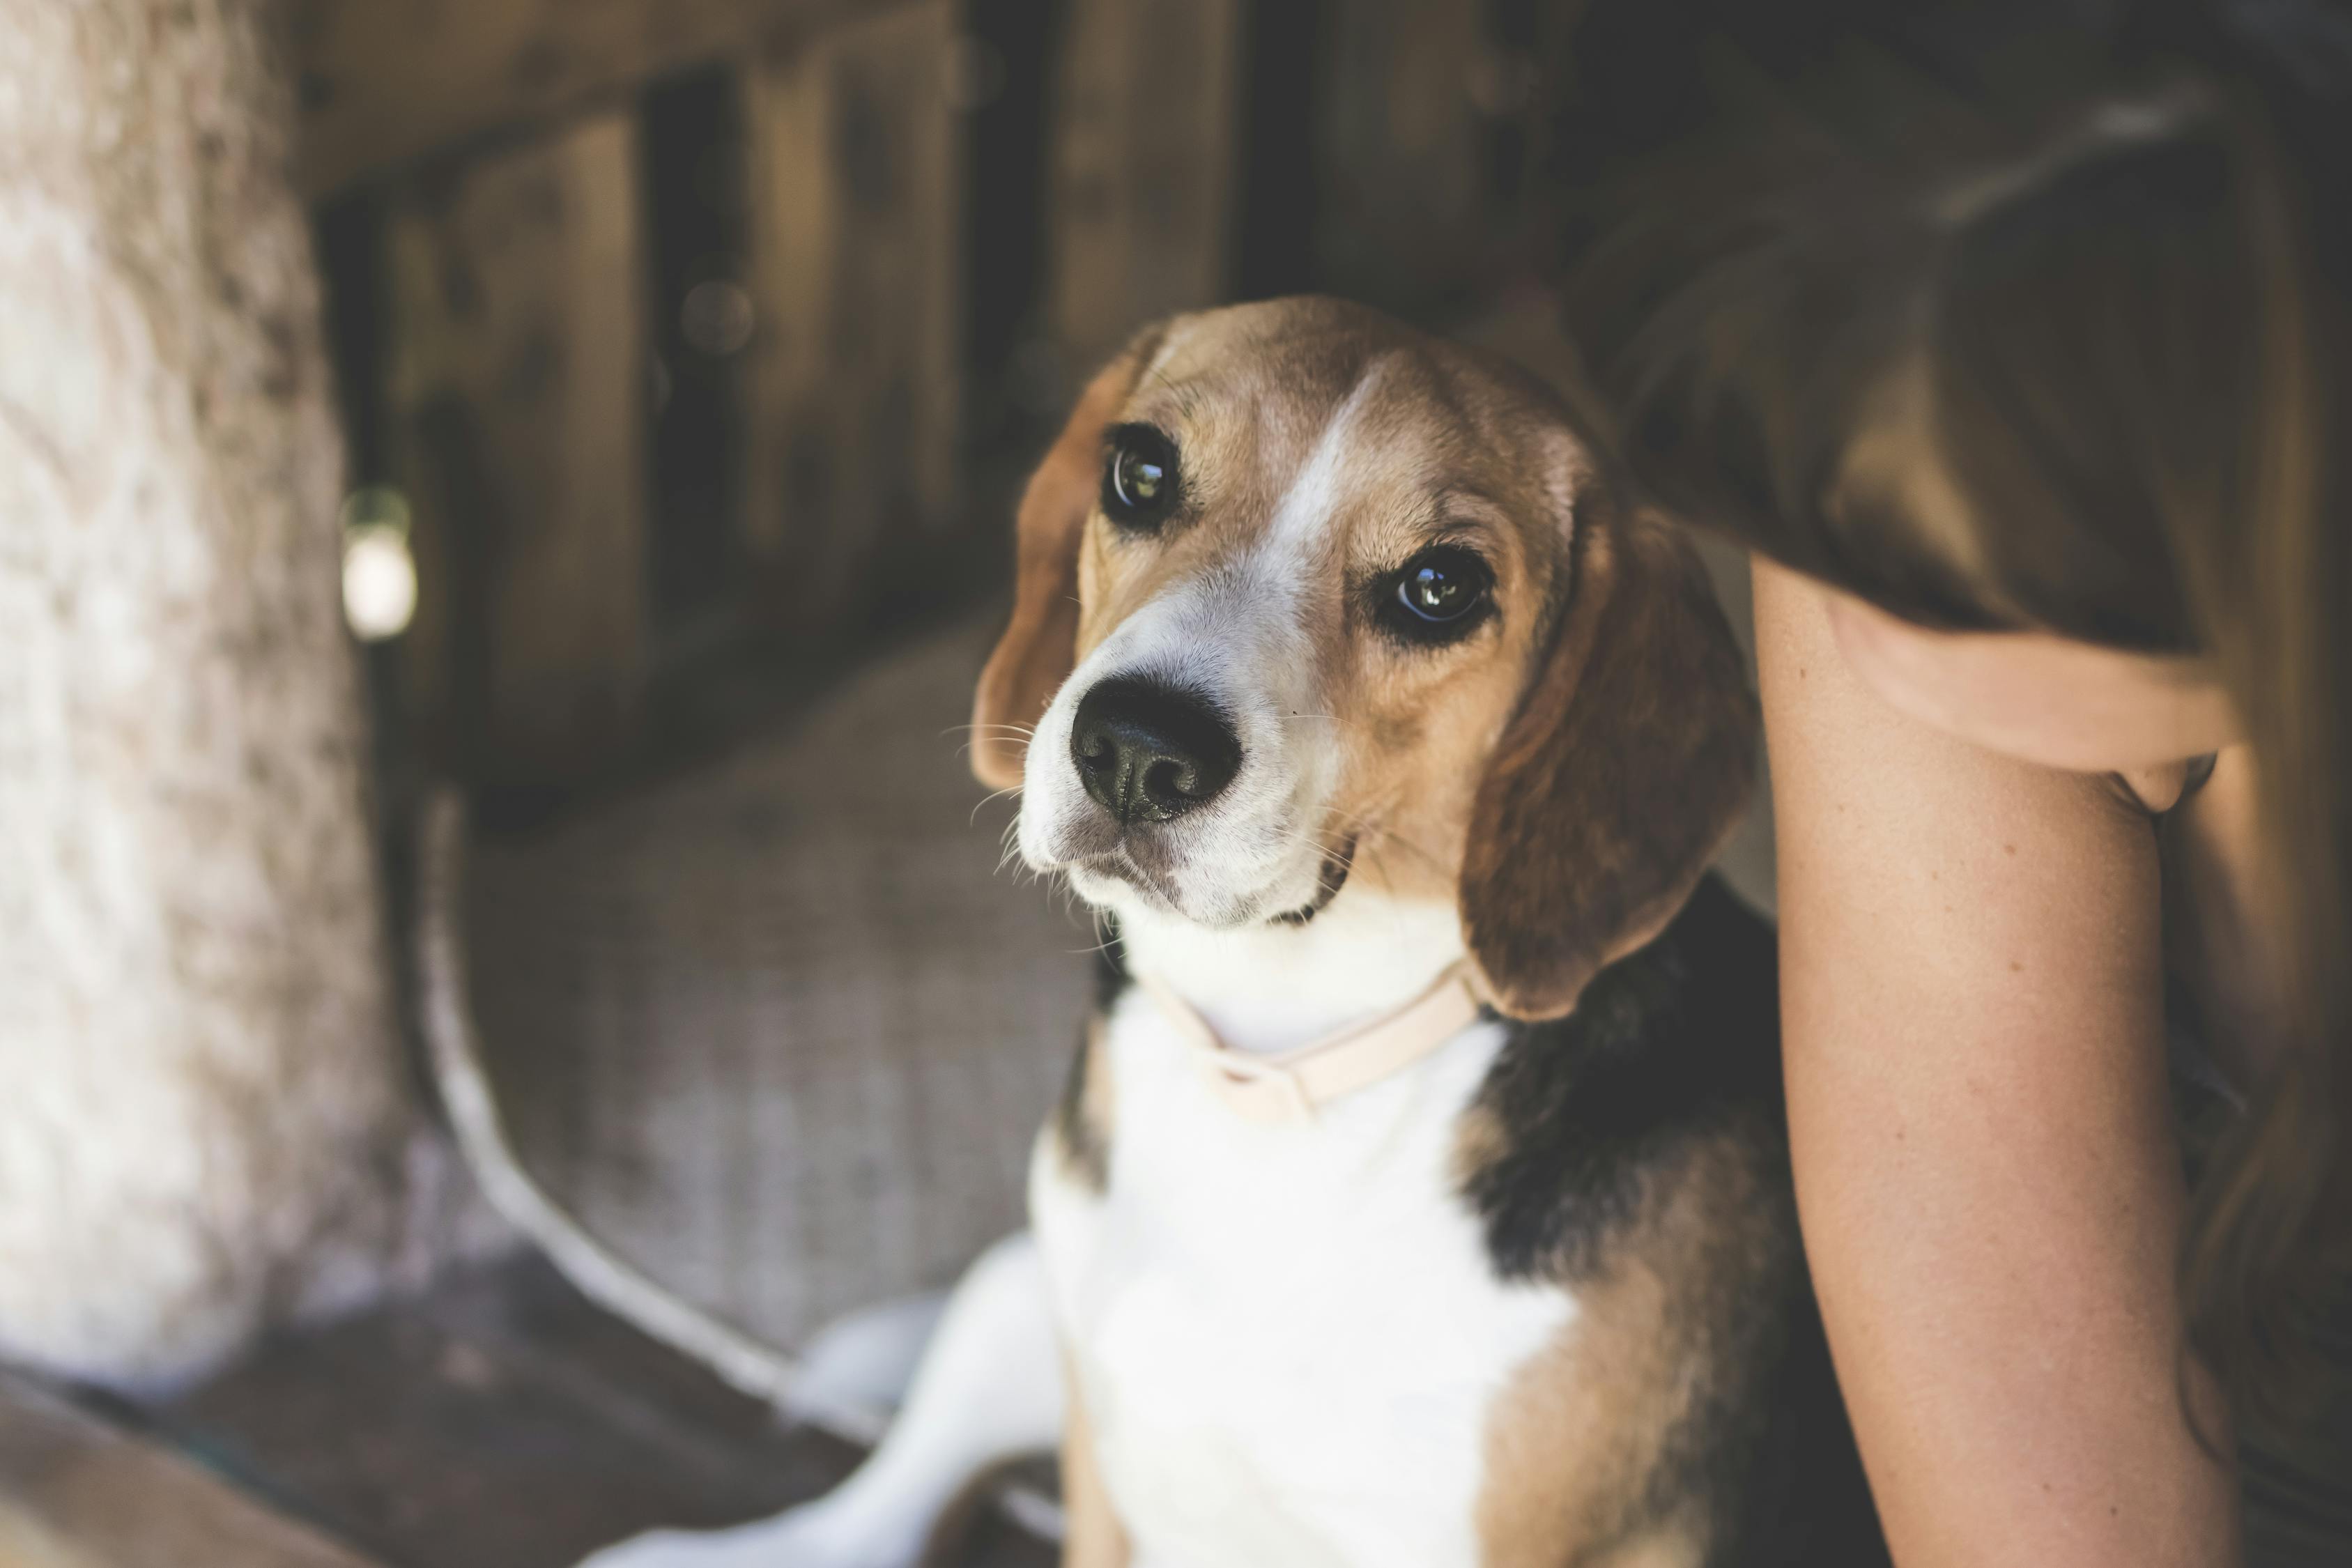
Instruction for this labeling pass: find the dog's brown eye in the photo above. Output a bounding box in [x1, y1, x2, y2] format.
[1102, 424, 1180, 530]
[1114, 449, 1165, 506]
[1380, 545, 1494, 644]
[1403, 563, 1476, 620]
[1398, 549, 1489, 622]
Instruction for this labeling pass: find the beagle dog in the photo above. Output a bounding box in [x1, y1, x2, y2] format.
[583, 298, 1884, 1568]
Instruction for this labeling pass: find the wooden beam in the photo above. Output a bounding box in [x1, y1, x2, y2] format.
[1047, 0, 1245, 374]
[739, 0, 962, 618]
[1315, 0, 1500, 309]
[289, 0, 903, 196]
[0, 1374, 382, 1568]
[383, 110, 650, 786]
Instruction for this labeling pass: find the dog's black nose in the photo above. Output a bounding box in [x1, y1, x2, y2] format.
[1070, 677, 1241, 825]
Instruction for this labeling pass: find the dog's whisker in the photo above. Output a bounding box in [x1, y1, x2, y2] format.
[992, 816, 1029, 877]
[1063, 924, 1128, 960]
[1091, 907, 1125, 960]
[969, 785, 1023, 826]
[1319, 798, 1449, 879]
[1362, 827, 1448, 878]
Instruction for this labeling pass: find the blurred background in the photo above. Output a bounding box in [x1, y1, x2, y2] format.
[318, 0, 1555, 810]
[0, 5, 1768, 1567]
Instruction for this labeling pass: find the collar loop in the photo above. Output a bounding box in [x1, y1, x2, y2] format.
[1135, 962, 1484, 1123]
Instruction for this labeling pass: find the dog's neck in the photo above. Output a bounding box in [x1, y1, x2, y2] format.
[1111, 889, 1469, 1057]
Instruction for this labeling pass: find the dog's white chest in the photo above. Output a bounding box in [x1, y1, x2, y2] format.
[1030, 988, 1574, 1568]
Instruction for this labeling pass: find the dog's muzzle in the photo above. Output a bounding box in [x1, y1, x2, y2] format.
[1069, 676, 1241, 827]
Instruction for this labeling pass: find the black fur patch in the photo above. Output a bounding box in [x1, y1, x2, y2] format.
[1460, 874, 1888, 1567]
[1051, 935, 1131, 1194]
[1463, 873, 1782, 1283]
[1091, 923, 1131, 1010]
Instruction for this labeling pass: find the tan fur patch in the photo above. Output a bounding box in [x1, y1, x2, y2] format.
[1061, 1348, 1133, 1568]
[971, 331, 1167, 790]
[1049, 1012, 1117, 1192]
[1450, 1103, 1509, 1188]
[1458, 506, 1759, 1019]
[1475, 1135, 1776, 1568]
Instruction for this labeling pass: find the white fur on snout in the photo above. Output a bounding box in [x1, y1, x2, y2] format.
[1020, 361, 1399, 930]
[1020, 559, 1325, 928]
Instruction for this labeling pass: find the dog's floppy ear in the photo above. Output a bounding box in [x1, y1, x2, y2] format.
[1461, 495, 1758, 1019]
[971, 328, 1167, 790]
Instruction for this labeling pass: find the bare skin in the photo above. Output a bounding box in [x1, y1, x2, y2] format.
[1758, 559, 2258, 1568]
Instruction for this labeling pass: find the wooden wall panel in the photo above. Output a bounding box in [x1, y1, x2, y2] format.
[384, 112, 649, 785]
[1316, 0, 1500, 310]
[289, 0, 899, 195]
[739, 0, 962, 619]
[1047, 0, 1245, 374]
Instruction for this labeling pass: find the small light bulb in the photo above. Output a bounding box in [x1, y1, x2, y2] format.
[339, 488, 417, 642]
[344, 530, 417, 641]
[680, 279, 755, 357]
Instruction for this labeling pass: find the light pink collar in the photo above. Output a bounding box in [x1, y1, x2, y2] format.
[1135, 962, 1484, 1123]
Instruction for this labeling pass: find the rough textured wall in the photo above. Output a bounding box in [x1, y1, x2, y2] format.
[0, 0, 417, 1385]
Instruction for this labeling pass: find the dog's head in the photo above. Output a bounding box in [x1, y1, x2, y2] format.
[974, 298, 1755, 1019]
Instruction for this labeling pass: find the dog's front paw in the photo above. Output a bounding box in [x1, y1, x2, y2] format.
[574, 1505, 925, 1568]
[577, 1527, 810, 1568]
[576, 1528, 724, 1568]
